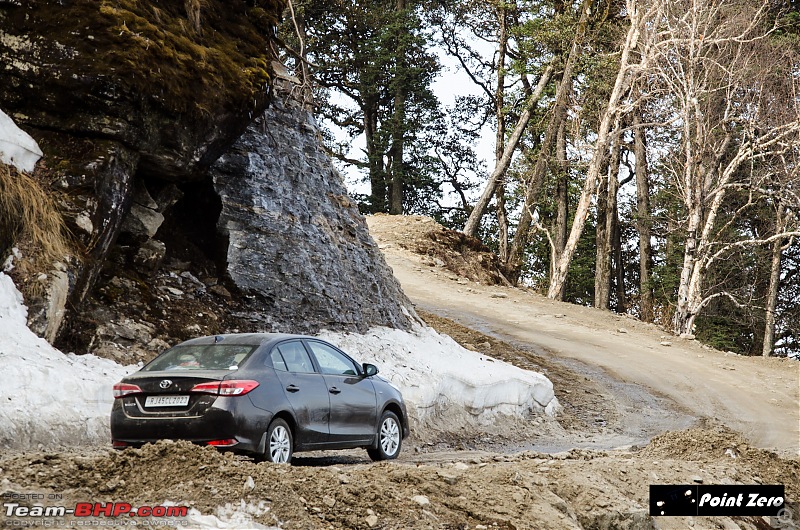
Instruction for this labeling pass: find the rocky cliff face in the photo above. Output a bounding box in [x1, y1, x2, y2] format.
[212, 86, 413, 333]
[1, 2, 413, 360]
[55, 82, 412, 362]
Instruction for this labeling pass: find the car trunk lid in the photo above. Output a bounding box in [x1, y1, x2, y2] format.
[118, 370, 231, 418]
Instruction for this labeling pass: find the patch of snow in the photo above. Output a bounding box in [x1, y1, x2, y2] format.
[319, 323, 559, 426]
[182, 500, 278, 529]
[2, 248, 20, 272]
[0, 273, 134, 448]
[0, 108, 42, 173]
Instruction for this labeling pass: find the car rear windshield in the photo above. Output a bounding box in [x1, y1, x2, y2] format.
[142, 344, 258, 372]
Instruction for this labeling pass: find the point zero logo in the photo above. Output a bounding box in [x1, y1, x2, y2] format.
[650, 484, 786, 517]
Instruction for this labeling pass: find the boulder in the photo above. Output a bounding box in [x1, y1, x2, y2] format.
[211, 83, 413, 333]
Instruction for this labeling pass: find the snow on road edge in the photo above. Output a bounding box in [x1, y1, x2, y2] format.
[319, 325, 559, 424]
[0, 272, 557, 448]
[0, 273, 135, 448]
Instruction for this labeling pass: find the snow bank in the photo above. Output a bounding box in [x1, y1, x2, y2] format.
[0, 269, 556, 448]
[0, 108, 42, 173]
[319, 324, 559, 426]
[0, 273, 134, 448]
[183, 501, 279, 529]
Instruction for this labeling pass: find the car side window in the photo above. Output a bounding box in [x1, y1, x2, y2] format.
[276, 341, 315, 373]
[269, 349, 288, 372]
[307, 342, 358, 376]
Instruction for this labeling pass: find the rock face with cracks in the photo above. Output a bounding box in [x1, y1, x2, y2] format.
[211, 90, 413, 333]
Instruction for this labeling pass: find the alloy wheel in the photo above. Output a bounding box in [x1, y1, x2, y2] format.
[269, 425, 291, 463]
[380, 416, 400, 456]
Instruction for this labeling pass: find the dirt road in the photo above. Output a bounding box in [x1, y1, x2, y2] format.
[368, 215, 800, 456]
[1, 428, 797, 530]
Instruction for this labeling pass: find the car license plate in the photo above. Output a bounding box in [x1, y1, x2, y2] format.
[145, 395, 190, 408]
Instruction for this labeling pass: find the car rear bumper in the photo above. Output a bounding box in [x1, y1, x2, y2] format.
[110, 397, 272, 454]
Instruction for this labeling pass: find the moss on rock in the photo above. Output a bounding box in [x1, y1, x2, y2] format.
[0, 0, 285, 179]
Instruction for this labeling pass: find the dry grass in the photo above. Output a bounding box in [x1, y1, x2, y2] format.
[0, 163, 73, 291]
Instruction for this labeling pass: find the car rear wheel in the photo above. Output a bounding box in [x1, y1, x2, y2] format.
[265, 419, 293, 464]
[367, 411, 401, 461]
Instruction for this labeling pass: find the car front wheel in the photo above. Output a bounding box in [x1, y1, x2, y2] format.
[265, 418, 293, 464]
[367, 411, 401, 461]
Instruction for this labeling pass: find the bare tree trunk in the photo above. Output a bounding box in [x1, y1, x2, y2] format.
[551, 121, 569, 300]
[633, 102, 653, 321]
[613, 208, 627, 312]
[496, 184, 509, 262]
[672, 84, 705, 335]
[595, 160, 611, 309]
[364, 103, 387, 213]
[462, 65, 554, 237]
[287, 0, 310, 85]
[763, 204, 786, 357]
[673, 209, 703, 336]
[596, 132, 621, 310]
[548, 5, 643, 298]
[549, 0, 569, 300]
[388, 112, 405, 214]
[495, 7, 509, 261]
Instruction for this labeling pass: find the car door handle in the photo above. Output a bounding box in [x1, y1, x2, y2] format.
[329, 387, 341, 395]
[286, 384, 300, 393]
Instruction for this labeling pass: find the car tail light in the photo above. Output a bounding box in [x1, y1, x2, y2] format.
[190, 380, 259, 396]
[219, 380, 259, 395]
[113, 383, 143, 398]
[112, 440, 128, 448]
[190, 382, 222, 394]
[207, 439, 239, 447]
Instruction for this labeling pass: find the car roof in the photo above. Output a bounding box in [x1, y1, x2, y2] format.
[176, 333, 315, 348]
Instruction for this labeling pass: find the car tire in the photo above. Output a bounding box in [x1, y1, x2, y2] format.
[264, 418, 293, 464]
[367, 410, 402, 461]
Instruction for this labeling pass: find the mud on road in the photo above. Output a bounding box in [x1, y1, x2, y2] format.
[367, 214, 800, 456]
[1, 427, 798, 530]
[416, 310, 696, 455]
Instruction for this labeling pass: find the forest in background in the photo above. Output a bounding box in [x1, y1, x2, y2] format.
[278, 0, 800, 359]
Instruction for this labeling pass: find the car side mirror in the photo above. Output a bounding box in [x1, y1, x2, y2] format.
[362, 363, 379, 377]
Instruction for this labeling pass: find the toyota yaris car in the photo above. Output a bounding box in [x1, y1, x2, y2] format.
[110, 334, 409, 463]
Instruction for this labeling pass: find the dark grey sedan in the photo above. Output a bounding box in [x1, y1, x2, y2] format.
[110, 333, 409, 463]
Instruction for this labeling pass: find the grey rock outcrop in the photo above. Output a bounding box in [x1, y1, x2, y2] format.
[120, 182, 165, 243]
[211, 91, 413, 333]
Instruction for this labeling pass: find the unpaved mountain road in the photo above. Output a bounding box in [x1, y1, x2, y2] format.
[368, 215, 800, 457]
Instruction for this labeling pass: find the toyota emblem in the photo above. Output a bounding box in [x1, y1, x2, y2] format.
[159, 379, 172, 389]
